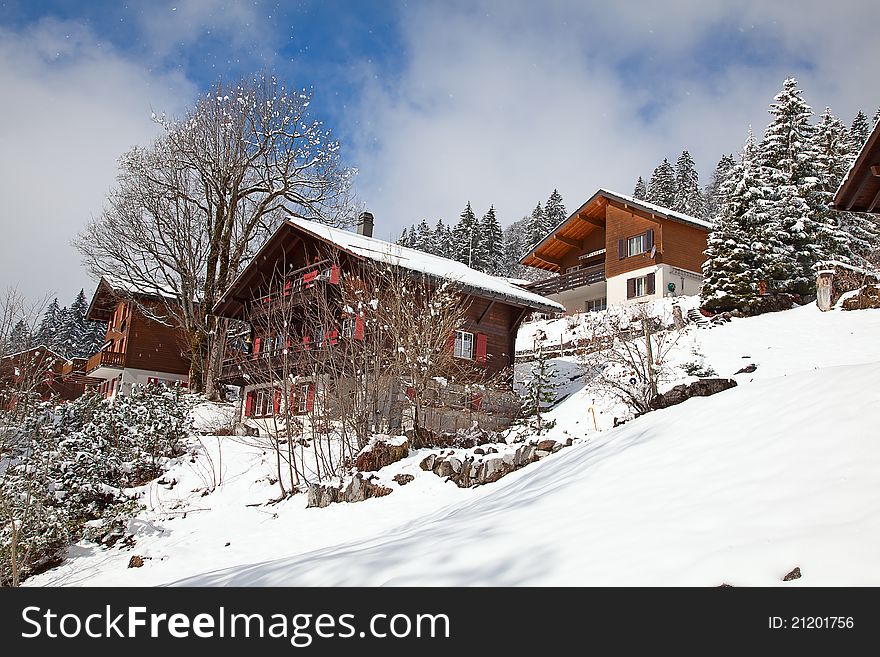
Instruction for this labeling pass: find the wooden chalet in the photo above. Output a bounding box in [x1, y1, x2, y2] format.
[520, 189, 711, 314]
[212, 213, 562, 428]
[0, 346, 94, 407]
[834, 118, 880, 214]
[84, 276, 191, 398]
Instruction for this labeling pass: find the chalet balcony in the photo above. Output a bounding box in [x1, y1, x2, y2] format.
[219, 344, 337, 385]
[85, 350, 125, 378]
[526, 263, 605, 296]
[247, 264, 340, 321]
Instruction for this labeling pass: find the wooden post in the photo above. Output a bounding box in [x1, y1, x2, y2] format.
[672, 304, 684, 330]
[816, 269, 833, 312]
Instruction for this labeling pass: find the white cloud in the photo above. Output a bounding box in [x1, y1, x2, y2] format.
[348, 0, 880, 241]
[0, 18, 195, 303]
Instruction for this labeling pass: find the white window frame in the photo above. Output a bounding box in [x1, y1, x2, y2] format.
[454, 330, 474, 360]
[585, 297, 607, 313]
[633, 276, 647, 298]
[341, 317, 354, 338]
[565, 265, 581, 274]
[297, 383, 311, 414]
[254, 388, 273, 417]
[627, 233, 646, 257]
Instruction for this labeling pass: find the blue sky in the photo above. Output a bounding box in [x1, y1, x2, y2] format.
[1, 0, 879, 303]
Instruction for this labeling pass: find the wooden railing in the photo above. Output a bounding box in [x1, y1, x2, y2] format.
[249, 263, 339, 318]
[85, 350, 125, 373]
[526, 263, 605, 295]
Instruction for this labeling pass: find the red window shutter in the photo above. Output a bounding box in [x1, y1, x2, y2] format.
[447, 331, 456, 354]
[329, 265, 340, 284]
[245, 391, 254, 417]
[273, 389, 281, 415]
[618, 238, 627, 259]
[645, 229, 654, 251]
[306, 383, 316, 412]
[253, 337, 261, 355]
[284, 279, 292, 296]
[471, 393, 483, 411]
[353, 316, 365, 340]
[627, 278, 636, 299]
[303, 335, 311, 350]
[303, 270, 317, 288]
[475, 333, 487, 363]
[329, 329, 339, 345]
[405, 386, 415, 400]
[647, 272, 656, 295]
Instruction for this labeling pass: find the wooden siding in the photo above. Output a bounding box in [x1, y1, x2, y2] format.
[123, 302, 190, 375]
[558, 229, 605, 271]
[603, 205, 659, 278]
[659, 220, 708, 273]
[461, 297, 517, 376]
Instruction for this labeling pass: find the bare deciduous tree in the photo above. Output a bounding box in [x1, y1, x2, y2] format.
[76, 74, 354, 399]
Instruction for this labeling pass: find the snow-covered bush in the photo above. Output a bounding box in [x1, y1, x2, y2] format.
[1, 385, 194, 585]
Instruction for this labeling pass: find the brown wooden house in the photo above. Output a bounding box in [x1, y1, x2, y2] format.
[0, 346, 94, 408]
[84, 276, 191, 398]
[520, 189, 711, 314]
[212, 213, 562, 429]
[834, 118, 880, 214]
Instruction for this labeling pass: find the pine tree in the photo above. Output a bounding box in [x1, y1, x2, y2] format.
[451, 202, 479, 267]
[702, 131, 774, 313]
[434, 219, 452, 259]
[397, 227, 411, 248]
[759, 78, 821, 295]
[850, 110, 871, 151]
[646, 158, 676, 208]
[6, 320, 32, 355]
[633, 176, 647, 200]
[521, 341, 558, 435]
[476, 206, 504, 274]
[34, 298, 62, 350]
[672, 150, 705, 217]
[500, 216, 536, 279]
[413, 219, 435, 254]
[703, 154, 736, 222]
[544, 189, 567, 228]
[874, 107, 880, 127]
[526, 202, 551, 248]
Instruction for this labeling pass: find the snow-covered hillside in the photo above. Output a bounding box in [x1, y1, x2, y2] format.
[27, 303, 880, 586]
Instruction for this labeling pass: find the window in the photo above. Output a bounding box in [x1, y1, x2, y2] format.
[315, 326, 325, 345]
[341, 317, 355, 338]
[297, 383, 311, 414]
[618, 230, 654, 259]
[627, 233, 646, 257]
[626, 273, 655, 299]
[585, 297, 607, 313]
[565, 265, 581, 274]
[254, 388, 274, 417]
[454, 330, 474, 360]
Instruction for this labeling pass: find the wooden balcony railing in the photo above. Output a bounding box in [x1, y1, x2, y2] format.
[85, 350, 125, 373]
[526, 263, 605, 296]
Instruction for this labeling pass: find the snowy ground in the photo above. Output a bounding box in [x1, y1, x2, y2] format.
[27, 301, 880, 586]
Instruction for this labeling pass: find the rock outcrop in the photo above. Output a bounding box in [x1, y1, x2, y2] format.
[650, 378, 737, 410]
[355, 437, 409, 472]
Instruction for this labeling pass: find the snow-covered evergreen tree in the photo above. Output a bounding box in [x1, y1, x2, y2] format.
[758, 78, 823, 294]
[500, 216, 538, 279]
[702, 132, 774, 313]
[6, 320, 32, 355]
[413, 219, 435, 254]
[526, 202, 551, 248]
[646, 158, 676, 208]
[703, 154, 736, 222]
[434, 218, 452, 259]
[451, 202, 479, 267]
[874, 107, 880, 127]
[476, 206, 504, 274]
[672, 150, 705, 217]
[397, 227, 411, 248]
[521, 341, 558, 435]
[544, 189, 567, 229]
[34, 298, 62, 349]
[850, 110, 871, 151]
[633, 176, 647, 200]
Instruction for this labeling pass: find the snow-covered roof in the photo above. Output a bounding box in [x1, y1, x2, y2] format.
[598, 189, 713, 230]
[284, 217, 564, 312]
[835, 118, 880, 212]
[101, 274, 178, 300]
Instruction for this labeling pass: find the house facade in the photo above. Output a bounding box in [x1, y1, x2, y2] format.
[212, 213, 562, 432]
[520, 189, 711, 314]
[0, 346, 94, 408]
[83, 277, 191, 399]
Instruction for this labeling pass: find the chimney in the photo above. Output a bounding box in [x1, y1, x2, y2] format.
[357, 211, 374, 238]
